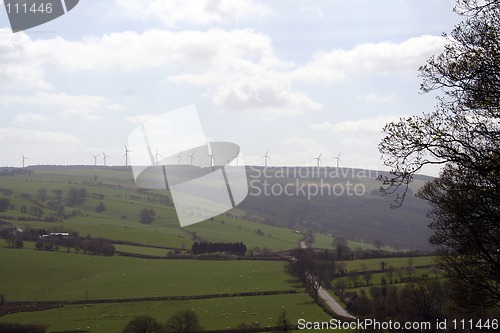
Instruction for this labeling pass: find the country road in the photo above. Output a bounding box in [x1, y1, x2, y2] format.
[318, 286, 355, 319]
[300, 241, 355, 319]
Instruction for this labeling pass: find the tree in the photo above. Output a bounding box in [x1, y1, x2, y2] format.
[0, 198, 10, 212]
[66, 188, 87, 206]
[14, 237, 24, 249]
[95, 201, 106, 213]
[385, 265, 395, 284]
[334, 279, 348, 301]
[51, 189, 63, 200]
[4, 232, 23, 249]
[122, 315, 162, 333]
[274, 309, 291, 332]
[363, 272, 372, 286]
[0, 323, 46, 333]
[373, 239, 383, 251]
[332, 237, 350, 260]
[378, 0, 500, 310]
[81, 238, 115, 256]
[305, 272, 321, 301]
[139, 208, 156, 224]
[287, 248, 314, 283]
[37, 188, 48, 202]
[401, 280, 447, 322]
[165, 310, 203, 333]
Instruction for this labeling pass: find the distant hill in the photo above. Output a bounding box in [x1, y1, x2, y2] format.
[240, 166, 435, 251]
[1, 165, 436, 251]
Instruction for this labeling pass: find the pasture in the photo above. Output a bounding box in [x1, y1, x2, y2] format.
[0, 294, 331, 333]
[0, 167, 302, 251]
[0, 243, 332, 332]
[341, 256, 435, 272]
[0, 246, 296, 302]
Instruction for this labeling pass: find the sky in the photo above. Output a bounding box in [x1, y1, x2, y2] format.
[0, 0, 461, 175]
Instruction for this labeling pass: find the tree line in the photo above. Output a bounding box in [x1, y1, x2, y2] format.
[191, 241, 247, 255]
[123, 311, 203, 333]
[378, 0, 500, 312]
[0, 226, 115, 256]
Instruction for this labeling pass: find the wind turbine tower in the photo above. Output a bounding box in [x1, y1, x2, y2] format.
[91, 153, 100, 166]
[208, 152, 215, 170]
[124, 144, 133, 166]
[21, 153, 29, 168]
[102, 151, 110, 166]
[154, 148, 162, 166]
[314, 153, 322, 167]
[334, 152, 342, 168]
[188, 150, 195, 166]
[262, 150, 271, 167]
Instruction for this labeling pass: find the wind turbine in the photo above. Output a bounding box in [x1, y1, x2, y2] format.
[333, 152, 342, 168]
[206, 141, 216, 170]
[124, 144, 133, 167]
[21, 153, 29, 168]
[208, 152, 215, 170]
[233, 154, 241, 167]
[102, 151, 110, 166]
[262, 149, 271, 167]
[314, 153, 322, 167]
[176, 153, 182, 165]
[154, 148, 162, 166]
[188, 150, 195, 166]
[91, 153, 100, 166]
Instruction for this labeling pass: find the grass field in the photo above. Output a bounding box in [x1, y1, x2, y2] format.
[0, 242, 332, 332]
[0, 166, 435, 332]
[341, 256, 435, 272]
[0, 246, 297, 302]
[311, 233, 397, 251]
[0, 168, 303, 251]
[0, 294, 331, 333]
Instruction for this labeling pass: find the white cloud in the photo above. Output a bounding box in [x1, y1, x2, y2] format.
[2, 92, 121, 120]
[13, 113, 48, 124]
[7, 29, 278, 72]
[3, 28, 319, 117]
[357, 93, 395, 102]
[209, 76, 322, 116]
[124, 114, 157, 124]
[281, 136, 320, 148]
[0, 30, 52, 90]
[310, 115, 400, 134]
[0, 127, 80, 145]
[114, 0, 272, 26]
[301, 4, 324, 18]
[292, 35, 446, 82]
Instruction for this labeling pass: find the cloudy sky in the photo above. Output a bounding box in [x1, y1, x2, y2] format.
[0, 0, 460, 175]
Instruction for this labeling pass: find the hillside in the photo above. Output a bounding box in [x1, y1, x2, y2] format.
[241, 166, 434, 250]
[0, 165, 434, 250]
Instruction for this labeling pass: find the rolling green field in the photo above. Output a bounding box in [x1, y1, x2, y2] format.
[0, 246, 296, 302]
[0, 295, 331, 333]
[0, 166, 435, 332]
[312, 233, 397, 251]
[341, 256, 435, 272]
[0, 244, 331, 332]
[0, 167, 302, 251]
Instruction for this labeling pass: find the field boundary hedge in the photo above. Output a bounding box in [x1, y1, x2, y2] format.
[5, 290, 300, 306]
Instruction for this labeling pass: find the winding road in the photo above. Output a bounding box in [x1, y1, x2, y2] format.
[300, 241, 355, 319]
